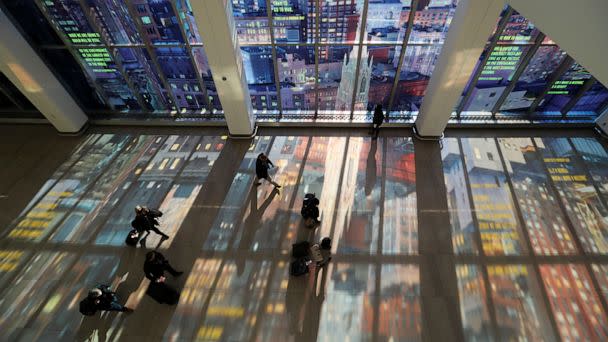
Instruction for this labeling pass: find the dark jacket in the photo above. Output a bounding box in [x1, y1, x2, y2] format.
[132, 214, 152, 233]
[255, 156, 274, 179]
[373, 106, 385, 125]
[144, 253, 168, 281]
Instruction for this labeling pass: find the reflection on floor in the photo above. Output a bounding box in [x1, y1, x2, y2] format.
[0, 130, 607, 341]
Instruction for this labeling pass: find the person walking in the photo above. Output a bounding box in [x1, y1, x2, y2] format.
[79, 285, 133, 315]
[255, 153, 281, 188]
[143, 251, 183, 283]
[371, 104, 385, 139]
[132, 205, 169, 247]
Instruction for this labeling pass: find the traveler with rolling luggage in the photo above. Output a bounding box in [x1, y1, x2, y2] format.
[130, 205, 169, 247]
[255, 153, 281, 189]
[79, 284, 133, 315]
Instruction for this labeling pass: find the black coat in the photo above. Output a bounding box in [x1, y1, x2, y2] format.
[373, 107, 385, 125]
[144, 255, 168, 281]
[255, 157, 274, 178]
[132, 214, 152, 232]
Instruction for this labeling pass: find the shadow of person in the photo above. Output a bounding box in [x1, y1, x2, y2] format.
[112, 248, 144, 301]
[235, 186, 279, 275]
[300, 263, 330, 341]
[365, 138, 378, 197]
[74, 311, 113, 342]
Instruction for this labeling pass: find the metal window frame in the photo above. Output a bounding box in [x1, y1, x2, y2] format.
[170, 0, 214, 114]
[32, 0, 116, 110]
[266, 0, 284, 120]
[488, 33, 546, 117]
[387, 0, 419, 120]
[455, 6, 513, 119]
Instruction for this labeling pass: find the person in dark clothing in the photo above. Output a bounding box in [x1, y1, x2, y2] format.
[371, 104, 385, 139]
[144, 251, 183, 283]
[80, 285, 133, 314]
[132, 205, 169, 247]
[255, 153, 281, 188]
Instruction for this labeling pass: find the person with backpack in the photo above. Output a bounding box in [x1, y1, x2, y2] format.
[371, 104, 385, 139]
[301, 193, 320, 227]
[132, 205, 169, 247]
[255, 153, 281, 189]
[79, 285, 133, 316]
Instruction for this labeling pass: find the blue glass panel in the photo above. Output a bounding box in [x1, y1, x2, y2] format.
[241, 46, 278, 112]
[83, 0, 142, 44]
[135, 0, 185, 44]
[537, 62, 592, 114]
[115, 48, 173, 111]
[408, 0, 458, 44]
[271, 0, 310, 44]
[231, 0, 270, 44]
[570, 81, 608, 116]
[155, 47, 206, 110]
[276, 45, 316, 114]
[365, 0, 413, 44]
[498, 46, 566, 113]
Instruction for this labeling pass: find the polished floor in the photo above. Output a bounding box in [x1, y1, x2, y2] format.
[0, 125, 607, 341]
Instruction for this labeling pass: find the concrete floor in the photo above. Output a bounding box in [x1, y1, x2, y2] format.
[0, 124, 607, 341]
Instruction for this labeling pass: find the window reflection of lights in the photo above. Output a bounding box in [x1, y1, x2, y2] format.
[159, 158, 169, 170]
[171, 143, 180, 151]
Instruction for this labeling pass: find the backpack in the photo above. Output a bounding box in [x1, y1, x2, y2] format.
[148, 209, 163, 218]
[289, 258, 310, 276]
[79, 298, 97, 316]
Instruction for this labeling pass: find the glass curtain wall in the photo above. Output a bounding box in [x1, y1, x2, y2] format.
[1, 0, 222, 119]
[455, 7, 608, 124]
[234, 0, 460, 121]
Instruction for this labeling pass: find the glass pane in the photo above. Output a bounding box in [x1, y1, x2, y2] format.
[115, 48, 172, 111]
[365, 0, 413, 44]
[76, 47, 140, 110]
[192, 47, 222, 111]
[498, 138, 577, 255]
[535, 137, 608, 254]
[540, 264, 608, 341]
[38, 0, 103, 45]
[538, 62, 593, 114]
[487, 265, 556, 341]
[231, 1, 271, 44]
[318, 0, 364, 44]
[176, 0, 203, 44]
[155, 47, 207, 110]
[499, 46, 567, 113]
[456, 265, 493, 340]
[276, 45, 316, 115]
[498, 10, 540, 45]
[83, 0, 142, 44]
[241, 46, 278, 112]
[461, 138, 526, 255]
[570, 138, 608, 205]
[392, 44, 443, 113]
[570, 81, 608, 116]
[318, 45, 358, 117]
[408, 0, 458, 44]
[354, 45, 399, 115]
[462, 45, 531, 115]
[135, 0, 185, 44]
[271, 0, 311, 44]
